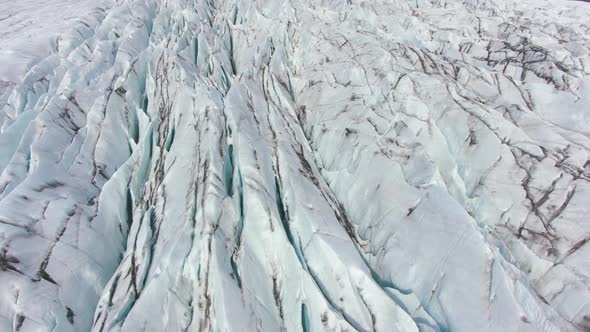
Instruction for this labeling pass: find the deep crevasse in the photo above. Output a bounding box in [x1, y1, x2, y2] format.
[0, 0, 590, 331]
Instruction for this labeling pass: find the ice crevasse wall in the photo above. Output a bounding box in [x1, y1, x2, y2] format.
[1, 0, 590, 331]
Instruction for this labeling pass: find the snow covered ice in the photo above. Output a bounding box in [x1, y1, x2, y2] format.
[1, 0, 590, 330]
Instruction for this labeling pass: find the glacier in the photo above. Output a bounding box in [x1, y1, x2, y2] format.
[0, 0, 590, 331]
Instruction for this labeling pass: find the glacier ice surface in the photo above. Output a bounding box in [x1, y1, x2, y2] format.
[1, 0, 590, 331]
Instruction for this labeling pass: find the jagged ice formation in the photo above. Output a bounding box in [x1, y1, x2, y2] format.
[1, 0, 590, 331]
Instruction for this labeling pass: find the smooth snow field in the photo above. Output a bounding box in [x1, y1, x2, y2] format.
[1, 0, 590, 331]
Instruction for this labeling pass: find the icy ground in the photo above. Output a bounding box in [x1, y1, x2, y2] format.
[0, 0, 116, 83]
[1, 0, 590, 331]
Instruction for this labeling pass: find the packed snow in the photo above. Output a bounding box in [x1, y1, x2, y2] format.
[0, 0, 590, 331]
